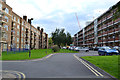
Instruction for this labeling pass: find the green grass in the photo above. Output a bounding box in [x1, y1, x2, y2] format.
[1, 49, 78, 60]
[82, 56, 119, 79]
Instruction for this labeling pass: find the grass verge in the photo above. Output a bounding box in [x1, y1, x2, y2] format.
[2, 49, 78, 60]
[82, 56, 119, 79]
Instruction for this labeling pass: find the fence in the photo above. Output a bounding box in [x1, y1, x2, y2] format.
[3, 48, 29, 54]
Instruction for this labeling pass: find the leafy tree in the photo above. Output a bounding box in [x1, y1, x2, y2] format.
[113, 2, 120, 20]
[51, 28, 73, 47]
[48, 37, 53, 48]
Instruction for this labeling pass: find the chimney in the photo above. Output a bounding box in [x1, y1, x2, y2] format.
[37, 27, 40, 31]
[23, 16, 27, 21]
[41, 28, 44, 32]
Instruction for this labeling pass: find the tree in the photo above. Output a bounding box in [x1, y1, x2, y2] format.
[66, 32, 73, 45]
[48, 37, 53, 48]
[113, 1, 120, 20]
[51, 28, 73, 47]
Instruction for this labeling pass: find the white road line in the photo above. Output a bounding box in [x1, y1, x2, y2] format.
[73, 54, 103, 77]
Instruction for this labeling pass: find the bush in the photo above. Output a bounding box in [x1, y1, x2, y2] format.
[52, 45, 60, 52]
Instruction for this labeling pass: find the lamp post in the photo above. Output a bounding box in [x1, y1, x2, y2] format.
[28, 18, 33, 57]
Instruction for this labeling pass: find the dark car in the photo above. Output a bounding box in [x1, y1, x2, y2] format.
[93, 47, 100, 51]
[98, 46, 119, 56]
[89, 47, 94, 50]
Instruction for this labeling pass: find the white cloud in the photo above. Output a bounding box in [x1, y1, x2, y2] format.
[6, 0, 120, 37]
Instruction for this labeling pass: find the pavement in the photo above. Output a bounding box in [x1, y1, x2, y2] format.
[1, 51, 117, 80]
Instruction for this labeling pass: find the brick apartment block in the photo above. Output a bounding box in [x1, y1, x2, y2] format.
[0, 0, 48, 51]
[74, 1, 120, 47]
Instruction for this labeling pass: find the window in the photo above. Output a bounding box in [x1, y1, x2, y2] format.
[14, 16, 16, 21]
[3, 33, 7, 39]
[5, 16, 8, 22]
[5, 8, 9, 14]
[17, 38, 19, 42]
[17, 44, 19, 48]
[22, 21, 24, 25]
[0, 3, 2, 9]
[21, 44, 23, 48]
[18, 19, 20, 23]
[21, 38, 23, 42]
[22, 27, 24, 31]
[13, 23, 16, 26]
[4, 25, 8, 31]
[17, 31, 19, 35]
[17, 25, 20, 29]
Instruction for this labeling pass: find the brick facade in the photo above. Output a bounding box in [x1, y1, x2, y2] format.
[0, 1, 48, 51]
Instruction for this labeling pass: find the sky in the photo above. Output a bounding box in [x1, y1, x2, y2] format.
[7, 0, 120, 37]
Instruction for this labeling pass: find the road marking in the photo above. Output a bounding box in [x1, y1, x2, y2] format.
[0, 70, 26, 79]
[73, 54, 103, 77]
[45, 54, 54, 59]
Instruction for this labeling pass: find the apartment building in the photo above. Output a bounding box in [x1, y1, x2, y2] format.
[74, 1, 120, 47]
[0, 0, 48, 51]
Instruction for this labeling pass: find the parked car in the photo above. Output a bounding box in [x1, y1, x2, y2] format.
[93, 47, 100, 51]
[98, 46, 119, 56]
[74, 47, 80, 51]
[79, 47, 89, 52]
[89, 47, 94, 50]
[69, 46, 76, 50]
[74, 47, 89, 52]
[62, 47, 66, 49]
[113, 46, 120, 54]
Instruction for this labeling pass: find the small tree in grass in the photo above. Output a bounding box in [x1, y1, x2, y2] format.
[52, 45, 60, 52]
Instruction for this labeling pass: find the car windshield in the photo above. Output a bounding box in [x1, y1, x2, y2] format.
[104, 47, 111, 49]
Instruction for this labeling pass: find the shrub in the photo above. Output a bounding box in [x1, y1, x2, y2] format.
[52, 45, 60, 52]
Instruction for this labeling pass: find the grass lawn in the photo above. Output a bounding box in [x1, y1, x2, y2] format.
[82, 56, 119, 79]
[2, 49, 78, 60]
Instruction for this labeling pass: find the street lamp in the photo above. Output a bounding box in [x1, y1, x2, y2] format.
[28, 18, 33, 57]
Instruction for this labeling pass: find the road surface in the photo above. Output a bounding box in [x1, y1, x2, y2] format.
[2, 51, 115, 80]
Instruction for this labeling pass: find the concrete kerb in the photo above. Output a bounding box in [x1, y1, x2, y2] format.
[2, 53, 79, 62]
[80, 57, 118, 80]
[2, 53, 58, 62]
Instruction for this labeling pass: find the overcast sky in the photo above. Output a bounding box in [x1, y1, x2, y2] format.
[7, 0, 120, 37]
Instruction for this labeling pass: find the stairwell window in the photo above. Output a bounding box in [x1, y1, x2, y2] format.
[17, 31, 19, 35]
[17, 38, 19, 42]
[18, 19, 20, 23]
[17, 25, 20, 29]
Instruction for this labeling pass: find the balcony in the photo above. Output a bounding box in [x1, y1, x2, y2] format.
[115, 37, 119, 41]
[114, 18, 120, 23]
[108, 39, 114, 42]
[115, 28, 119, 32]
[102, 32, 107, 35]
[98, 40, 102, 42]
[108, 29, 114, 34]
[108, 21, 113, 26]
[107, 14, 113, 19]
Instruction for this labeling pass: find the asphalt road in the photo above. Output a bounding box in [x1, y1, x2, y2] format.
[2, 51, 114, 79]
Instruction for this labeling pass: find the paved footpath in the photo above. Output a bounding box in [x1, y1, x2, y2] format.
[1, 51, 116, 80]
